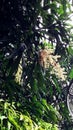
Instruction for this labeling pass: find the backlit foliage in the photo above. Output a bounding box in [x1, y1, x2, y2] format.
[0, 0, 73, 130]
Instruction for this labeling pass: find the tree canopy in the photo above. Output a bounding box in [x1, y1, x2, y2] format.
[0, 0, 73, 130]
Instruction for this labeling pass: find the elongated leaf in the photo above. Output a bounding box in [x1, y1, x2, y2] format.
[69, 69, 73, 79]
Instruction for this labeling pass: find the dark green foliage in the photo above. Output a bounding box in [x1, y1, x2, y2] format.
[0, 0, 73, 129]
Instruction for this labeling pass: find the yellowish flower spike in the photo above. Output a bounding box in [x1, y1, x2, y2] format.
[15, 59, 23, 84]
[38, 49, 67, 81]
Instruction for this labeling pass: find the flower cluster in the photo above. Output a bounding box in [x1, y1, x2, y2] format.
[15, 59, 22, 84]
[38, 49, 67, 81]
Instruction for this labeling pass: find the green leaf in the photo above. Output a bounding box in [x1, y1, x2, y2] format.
[69, 69, 73, 79]
[52, 78, 61, 93]
[8, 116, 20, 130]
[68, 46, 73, 55]
[32, 79, 38, 94]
